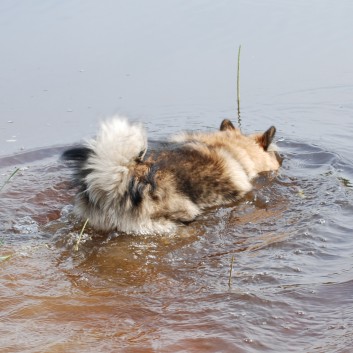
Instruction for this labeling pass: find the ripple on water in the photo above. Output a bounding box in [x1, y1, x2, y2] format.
[0, 139, 353, 352]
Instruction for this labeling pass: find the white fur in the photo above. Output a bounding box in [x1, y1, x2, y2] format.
[84, 117, 147, 201]
[66, 117, 280, 235]
[217, 148, 253, 196]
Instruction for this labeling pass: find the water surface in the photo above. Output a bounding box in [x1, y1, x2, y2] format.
[1, 1, 353, 352]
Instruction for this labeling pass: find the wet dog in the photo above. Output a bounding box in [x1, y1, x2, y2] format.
[62, 117, 280, 234]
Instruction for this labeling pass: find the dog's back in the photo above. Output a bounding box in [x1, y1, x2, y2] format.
[62, 117, 280, 234]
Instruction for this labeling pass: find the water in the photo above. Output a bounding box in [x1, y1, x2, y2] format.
[1, 1, 353, 352]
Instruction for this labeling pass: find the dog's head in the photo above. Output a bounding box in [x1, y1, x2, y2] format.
[220, 119, 276, 150]
[220, 119, 281, 170]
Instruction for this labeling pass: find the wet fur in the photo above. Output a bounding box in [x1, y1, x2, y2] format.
[62, 117, 280, 234]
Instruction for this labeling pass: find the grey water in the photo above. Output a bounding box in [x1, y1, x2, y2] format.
[1, 1, 353, 352]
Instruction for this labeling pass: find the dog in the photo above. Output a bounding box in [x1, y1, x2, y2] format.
[62, 117, 280, 234]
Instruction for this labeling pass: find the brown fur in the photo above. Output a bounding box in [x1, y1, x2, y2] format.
[62, 117, 280, 234]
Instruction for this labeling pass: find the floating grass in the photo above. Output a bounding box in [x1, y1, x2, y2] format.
[0, 255, 11, 263]
[74, 218, 89, 251]
[228, 255, 235, 287]
[338, 176, 352, 188]
[0, 167, 20, 193]
[236, 45, 242, 128]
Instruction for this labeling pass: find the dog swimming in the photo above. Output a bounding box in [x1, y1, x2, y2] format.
[62, 117, 280, 234]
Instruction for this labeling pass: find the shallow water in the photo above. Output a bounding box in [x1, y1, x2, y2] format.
[1, 139, 352, 353]
[1, 1, 353, 352]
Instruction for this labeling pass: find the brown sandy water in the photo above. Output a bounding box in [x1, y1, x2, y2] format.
[1, 1, 353, 352]
[0, 138, 352, 353]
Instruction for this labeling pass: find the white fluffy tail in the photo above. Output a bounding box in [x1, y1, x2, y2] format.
[85, 117, 147, 198]
[87, 117, 147, 165]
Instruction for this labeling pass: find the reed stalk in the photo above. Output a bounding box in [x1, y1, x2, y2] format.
[0, 168, 20, 193]
[228, 255, 235, 287]
[74, 218, 89, 251]
[237, 45, 242, 127]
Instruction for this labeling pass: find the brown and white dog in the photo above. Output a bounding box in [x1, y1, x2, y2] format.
[62, 117, 280, 234]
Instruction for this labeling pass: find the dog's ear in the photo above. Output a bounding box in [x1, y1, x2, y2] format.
[257, 126, 276, 151]
[220, 119, 236, 131]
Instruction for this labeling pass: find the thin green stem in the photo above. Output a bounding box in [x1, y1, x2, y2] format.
[228, 255, 235, 287]
[74, 218, 89, 251]
[237, 45, 242, 128]
[0, 168, 20, 193]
